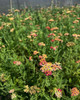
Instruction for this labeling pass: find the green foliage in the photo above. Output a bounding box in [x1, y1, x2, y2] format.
[0, 6, 80, 100]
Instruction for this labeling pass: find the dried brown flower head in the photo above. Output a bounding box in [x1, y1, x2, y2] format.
[66, 42, 75, 47]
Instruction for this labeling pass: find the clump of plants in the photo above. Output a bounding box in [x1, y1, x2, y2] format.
[0, 6, 80, 100]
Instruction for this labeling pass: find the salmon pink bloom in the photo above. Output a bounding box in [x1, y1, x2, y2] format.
[53, 46, 58, 51]
[76, 60, 80, 63]
[72, 34, 80, 38]
[51, 39, 55, 42]
[55, 38, 63, 42]
[48, 19, 54, 22]
[38, 42, 45, 46]
[39, 55, 43, 59]
[46, 26, 50, 30]
[77, 18, 80, 20]
[30, 33, 37, 37]
[33, 51, 39, 55]
[13, 61, 21, 65]
[50, 46, 58, 51]
[73, 20, 79, 24]
[10, 28, 14, 32]
[53, 47, 56, 51]
[71, 87, 79, 96]
[64, 33, 69, 36]
[29, 56, 33, 61]
[48, 33, 55, 37]
[50, 27, 59, 31]
[9, 89, 14, 93]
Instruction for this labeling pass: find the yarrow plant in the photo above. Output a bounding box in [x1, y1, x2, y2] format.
[55, 88, 62, 98]
[0, 6, 80, 100]
[33, 51, 39, 55]
[71, 87, 79, 96]
[13, 61, 21, 65]
[38, 42, 45, 46]
[40, 62, 62, 76]
[24, 85, 40, 95]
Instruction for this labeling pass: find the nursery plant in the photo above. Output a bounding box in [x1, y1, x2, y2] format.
[0, 6, 80, 100]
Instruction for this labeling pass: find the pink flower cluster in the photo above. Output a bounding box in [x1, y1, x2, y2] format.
[38, 42, 45, 46]
[33, 51, 39, 55]
[50, 46, 58, 51]
[76, 60, 80, 63]
[46, 26, 50, 30]
[48, 33, 55, 37]
[39, 54, 47, 66]
[30, 33, 37, 37]
[52, 62, 62, 71]
[71, 87, 79, 96]
[39, 58, 47, 66]
[51, 39, 55, 42]
[13, 61, 21, 65]
[55, 88, 62, 98]
[39, 56, 62, 76]
[54, 87, 79, 98]
[29, 56, 33, 61]
[44, 71, 52, 76]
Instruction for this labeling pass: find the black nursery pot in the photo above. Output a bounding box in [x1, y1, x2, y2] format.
[0, 96, 2, 100]
[0, 95, 11, 100]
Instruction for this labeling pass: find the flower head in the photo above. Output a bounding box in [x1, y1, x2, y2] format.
[10, 28, 14, 32]
[9, 17, 14, 21]
[48, 33, 55, 37]
[51, 39, 55, 42]
[11, 93, 16, 99]
[64, 33, 69, 36]
[50, 46, 58, 51]
[76, 60, 80, 63]
[29, 86, 40, 95]
[48, 19, 54, 22]
[55, 88, 62, 98]
[50, 27, 59, 31]
[77, 18, 80, 20]
[0, 26, 3, 30]
[73, 20, 79, 24]
[24, 85, 29, 93]
[72, 34, 80, 39]
[14, 9, 20, 12]
[42, 54, 47, 59]
[38, 42, 45, 46]
[13, 61, 21, 65]
[27, 35, 31, 39]
[33, 51, 39, 55]
[52, 62, 62, 71]
[44, 71, 52, 76]
[40, 62, 53, 72]
[66, 42, 75, 47]
[71, 87, 79, 96]
[30, 33, 37, 37]
[9, 89, 14, 93]
[29, 56, 33, 61]
[55, 38, 63, 42]
[46, 26, 50, 30]
[39, 58, 47, 66]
